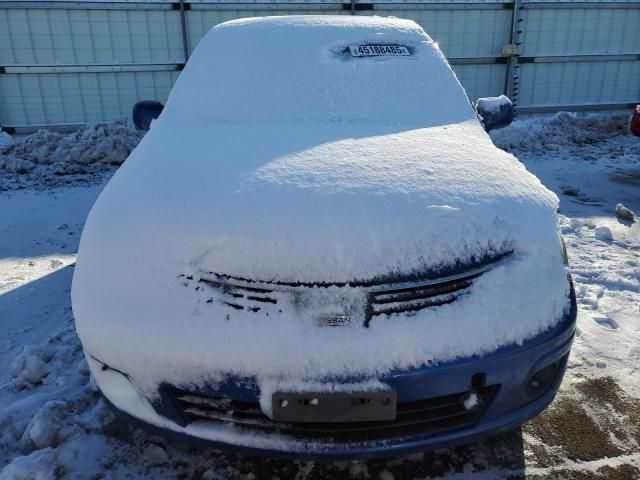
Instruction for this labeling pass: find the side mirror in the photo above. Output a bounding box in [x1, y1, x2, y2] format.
[475, 95, 513, 131]
[132, 100, 164, 131]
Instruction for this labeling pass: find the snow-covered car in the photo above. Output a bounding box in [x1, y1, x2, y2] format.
[72, 16, 576, 459]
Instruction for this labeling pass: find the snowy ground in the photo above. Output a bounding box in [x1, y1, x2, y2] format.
[1, 113, 639, 479]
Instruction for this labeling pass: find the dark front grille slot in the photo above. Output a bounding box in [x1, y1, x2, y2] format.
[197, 277, 279, 310]
[366, 274, 481, 323]
[371, 278, 475, 304]
[246, 295, 277, 304]
[370, 295, 459, 317]
[171, 385, 498, 443]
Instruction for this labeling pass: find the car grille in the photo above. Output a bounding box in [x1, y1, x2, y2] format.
[364, 273, 482, 325]
[182, 252, 510, 324]
[169, 385, 498, 443]
[195, 276, 279, 312]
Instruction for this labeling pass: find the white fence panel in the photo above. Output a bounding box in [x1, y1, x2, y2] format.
[520, 6, 640, 56]
[0, 7, 184, 65]
[517, 60, 640, 111]
[454, 64, 506, 101]
[0, 70, 179, 126]
[513, 2, 640, 112]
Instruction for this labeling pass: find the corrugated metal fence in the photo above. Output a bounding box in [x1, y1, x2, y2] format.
[1, 0, 639, 130]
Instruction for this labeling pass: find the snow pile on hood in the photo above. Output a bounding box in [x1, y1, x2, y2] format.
[0, 119, 143, 191]
[72, 16, 569, 393]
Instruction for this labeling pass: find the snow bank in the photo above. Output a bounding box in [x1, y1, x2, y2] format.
[10, 346, 53, 387]
[490, 111, 632, 156]
[0, 131, 13, 150]
[0, 330, 111, 478]
[23, 401, 81, 449]
[2, 119, 140, 167]
[0, 119, 143, 191]
[72, 16, 569, 421]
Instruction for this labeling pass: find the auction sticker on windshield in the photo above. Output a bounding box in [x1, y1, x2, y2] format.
[349, 45, 411, 57]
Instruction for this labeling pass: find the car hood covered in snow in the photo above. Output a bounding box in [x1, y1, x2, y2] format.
[72, 16, 569, 391]
[79, 120, 559, 284]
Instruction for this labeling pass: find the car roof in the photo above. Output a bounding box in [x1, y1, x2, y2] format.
[160, 15, 476, 127]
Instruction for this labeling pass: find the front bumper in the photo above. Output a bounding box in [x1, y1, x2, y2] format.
[94, 282, 576, 460]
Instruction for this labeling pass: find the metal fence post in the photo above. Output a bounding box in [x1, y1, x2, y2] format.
[504, 0, 523, 110]
[179, 0, 190, 61]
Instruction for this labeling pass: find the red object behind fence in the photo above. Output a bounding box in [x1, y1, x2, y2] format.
[631, 105, 640, 137]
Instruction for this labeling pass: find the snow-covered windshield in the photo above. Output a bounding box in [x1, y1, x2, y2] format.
[161, 16, 476, 127]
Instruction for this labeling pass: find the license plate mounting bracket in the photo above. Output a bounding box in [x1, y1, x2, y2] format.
[271, 389, 397, 423]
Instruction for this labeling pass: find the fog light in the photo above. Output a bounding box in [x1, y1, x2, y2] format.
[524, 362, 558, 399]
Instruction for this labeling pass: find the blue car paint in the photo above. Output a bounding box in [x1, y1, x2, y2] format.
[102, 279, 577, 460]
